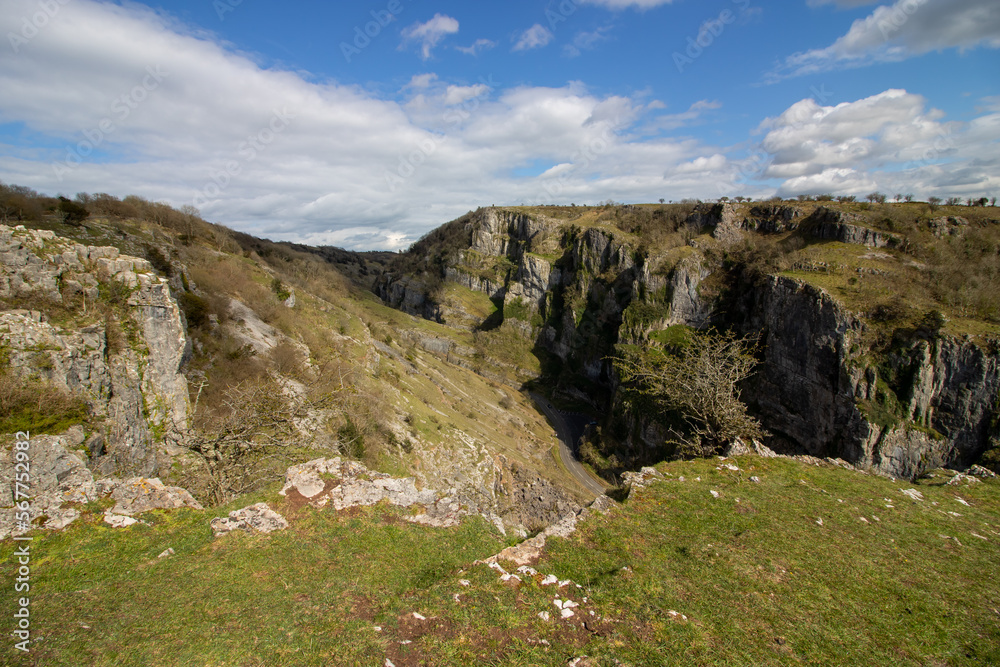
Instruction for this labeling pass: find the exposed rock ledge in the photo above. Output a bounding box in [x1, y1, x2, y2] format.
[483, 495, 615, 567]
[0, 429, 202, 539]
[279, 457, 465, 528]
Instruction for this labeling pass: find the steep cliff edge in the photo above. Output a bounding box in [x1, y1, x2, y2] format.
[743, 275, 999, 478]
[375, 203, 1000, 478]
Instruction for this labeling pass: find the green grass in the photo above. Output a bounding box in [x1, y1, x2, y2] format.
[3, 457, 997, 666]
[0, 486, 507, 666]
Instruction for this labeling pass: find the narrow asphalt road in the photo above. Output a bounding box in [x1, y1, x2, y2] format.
[530, 392, 606, 498]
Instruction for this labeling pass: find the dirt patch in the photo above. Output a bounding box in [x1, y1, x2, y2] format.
[384, 617, 594, 667]
[350, 594, 378, 622]
[279, 478, 343, 515]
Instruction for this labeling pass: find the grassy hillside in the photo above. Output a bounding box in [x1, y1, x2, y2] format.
[0, 189, 586, 506]
[2, 456, 996, 665]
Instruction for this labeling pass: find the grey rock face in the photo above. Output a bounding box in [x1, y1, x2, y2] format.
[493, 458, 581, 531]
[744, 276, 1000, 477]
[0, 311, 110, 397]
[665, 254, 711, 328]
[0, 224, 190, 478]
[109, 477, 204, 516]
[0, 430, 201, 539]
[807, 207, 903, 248]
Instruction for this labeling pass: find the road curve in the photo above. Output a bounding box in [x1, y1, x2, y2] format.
[530, 392, 606, 498]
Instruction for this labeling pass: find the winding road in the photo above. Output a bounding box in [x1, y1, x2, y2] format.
[530, 392, 606, 498]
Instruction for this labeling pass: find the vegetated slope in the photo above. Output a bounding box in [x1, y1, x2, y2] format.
[375, 201, 1000, 481]
[1, 455, 996, 666]
[0, 186, 591, 533]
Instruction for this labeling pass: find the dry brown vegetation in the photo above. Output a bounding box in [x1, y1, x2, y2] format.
[0, 370, 89, 436]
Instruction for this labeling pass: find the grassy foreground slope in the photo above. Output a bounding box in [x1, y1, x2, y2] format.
[2, 456, 997, 666]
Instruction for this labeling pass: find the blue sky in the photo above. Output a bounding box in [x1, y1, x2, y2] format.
[0, 0, 998, 249]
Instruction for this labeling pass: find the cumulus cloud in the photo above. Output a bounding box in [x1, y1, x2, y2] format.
[774, 0, 1000, 78]
[512, 24, 554, 52]
[456, 38, 496, 56]
[578, 0, 676, 9]
[758, 89, 1000, 199]
[400, 14, 460, 60]
[2, 2, 997, 250]
[563, 26, 614, 57]
[0, 0, 739, 249]
[647, 100, 722, 132]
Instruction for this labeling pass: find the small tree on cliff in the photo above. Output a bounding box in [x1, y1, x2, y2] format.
[613, 329, 767, 457]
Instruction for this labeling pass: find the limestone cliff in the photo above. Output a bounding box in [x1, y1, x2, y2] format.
[374, 206, 1000, 478]
[0, 224, 190, 476]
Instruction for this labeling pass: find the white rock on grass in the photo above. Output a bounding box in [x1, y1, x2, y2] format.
[103, 513, 138, 528]
[211, 503, 289, 537]
[111, 478, 204, 516]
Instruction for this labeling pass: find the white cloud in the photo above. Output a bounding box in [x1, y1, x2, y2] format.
[2, 2, 996, 250]
[0, 1, 739, 249]
[774, 0, 1000, 78]
[406, 74, 438, 89]
[512, 24, 554, 52]
[578, 0, 676, 9]
[444, 85, 491, 106]
[400, 14, 460, 60]
[563, 26, 614, 57]
[647, 100, 722, 131]
[806, 0, 880, 7]
[758, 89, 1000, 199]
[456, 38, 496, 56]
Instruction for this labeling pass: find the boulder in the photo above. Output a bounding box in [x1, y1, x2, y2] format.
[211, 503, 289, 537]
[110, 477, 204, 516]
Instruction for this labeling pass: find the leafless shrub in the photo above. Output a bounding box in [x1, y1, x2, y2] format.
[614, 329, 767, 455]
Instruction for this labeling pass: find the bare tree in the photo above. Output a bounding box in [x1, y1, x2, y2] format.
[613, 330, 767, 455]
[183, 377, 295, 505]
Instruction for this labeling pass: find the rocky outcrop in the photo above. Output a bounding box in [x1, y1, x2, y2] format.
[664, 254, 711, 328]
[279, 457, 465, 527]
[743, 275, 1000, 477]
[0, 310, 109, 397]
[484, 495, 613, 567]
[504, 254, 556, 313]
[108, 477, 203, 516]
[0, 429, 202, 539]
[807, 207, 903, 248]
[0, 224, 190, 477]
[492, 457, 581, 531]
[927, 216, 969, 238]
[743, 205, 803, 234]
[211, 503, 289, 537]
